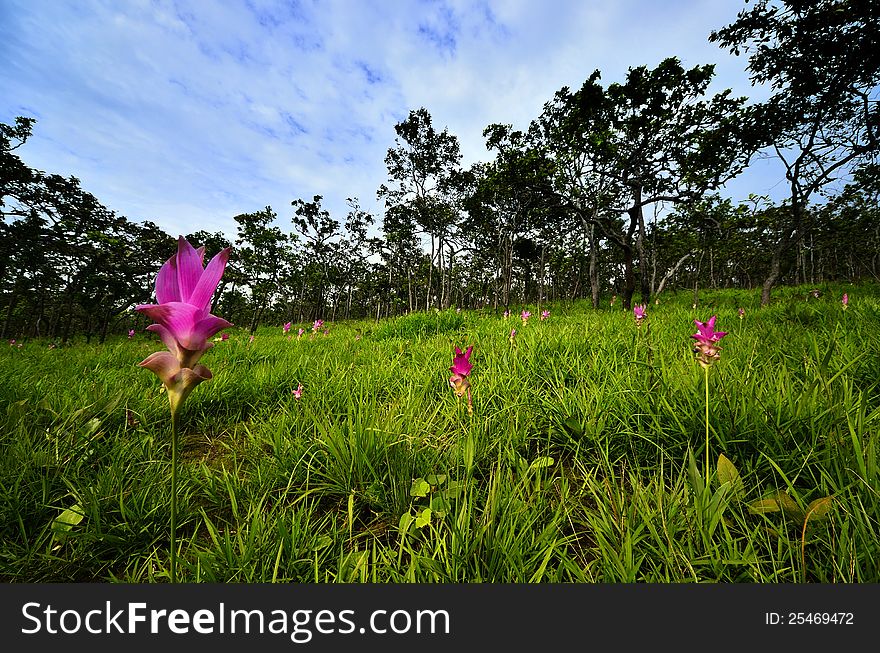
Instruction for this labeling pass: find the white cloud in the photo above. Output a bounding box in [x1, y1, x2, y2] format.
[1, 0, 786, 245]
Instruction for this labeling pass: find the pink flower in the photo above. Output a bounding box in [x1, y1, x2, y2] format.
[249, 335, 255, 343]
[541, 310, 550, 321]
[691, 315, 727, 367]
[738, 307, 745, 320]
[521, 310, 531, 324]
[312, 319, 324, 333]
[503, 310, 510, 319]
[135, 236, 231, 412]
[220, 332, 229, 341]
[128, 329, 135, 339]
[842, 293, 848, 309]
[293, 383, 303, 400]
[283, 321, 291, 334]
[633, 304, 647, 325]
[297, 328, 305, 338]
[509, 328, 516, 344]
[8, 339, 14, 346]
[449, 346, 474, 414]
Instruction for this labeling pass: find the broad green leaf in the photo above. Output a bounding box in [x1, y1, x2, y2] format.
[805, 496, 834, 523]
[398, 512, 414, 535]
[562, 416, 584, 438]
[425, 473, 447, 487]
[52, 504, 84, 536]
[716, 453, 739, 486]
[410, 478, 430, 498]
[415, 507, 432, 528]
[717, 453, 745, 499]
[775, 491, 805, 520]
[444, 480, 464, 499]
[748, 498, 781, 514]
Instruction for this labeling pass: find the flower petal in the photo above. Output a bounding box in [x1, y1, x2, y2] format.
[136, 301, 203, 350]
[191, 313, 234, 346]
[145, 323, 180, 358]
[138, 350, 180, 387]
[175, 237, 204, 305]
[154, 254, 180, 304]
[188, 247, 231, 311]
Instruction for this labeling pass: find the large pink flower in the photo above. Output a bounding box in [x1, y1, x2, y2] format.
[136, 237, 231, 411]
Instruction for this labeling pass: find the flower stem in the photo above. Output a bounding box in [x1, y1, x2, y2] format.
[704, 364, 710, 488]
[170, 406, 179, 584]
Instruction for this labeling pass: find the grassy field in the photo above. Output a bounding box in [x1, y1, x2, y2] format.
[1, 282, 879, 583]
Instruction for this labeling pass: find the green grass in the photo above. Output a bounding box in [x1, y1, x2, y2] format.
[1, 282, 879, 582]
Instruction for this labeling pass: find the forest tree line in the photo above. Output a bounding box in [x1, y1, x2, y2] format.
[1, 0, 878, 342]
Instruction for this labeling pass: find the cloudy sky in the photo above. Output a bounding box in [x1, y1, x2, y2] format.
[1, 0, 785, 243]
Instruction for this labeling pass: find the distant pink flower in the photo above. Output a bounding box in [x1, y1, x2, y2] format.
[449, 346, 474, 414]
[503, 310, 510, 319]
[521, 310, 531, 324]
[297, 328, 305, 338]
[292, 383, 303, 400]
[842, 293, 848, 309]
[541, 310, 550, 321]
[633, 304, 647, 326]
[8, 339, 15, 346]
[509, 328, 516, 344]
[220, 332, 229, 341]
[691, 315, 727, 367]
[249, 335, 255, 343]
[128, 329, 135, 339]
[323, 329, 329, 336]
[738, 307, 745, 320]
[283, 321, 291, 334]
[135, 236, 231, 413]
[312, 319, 324, 333]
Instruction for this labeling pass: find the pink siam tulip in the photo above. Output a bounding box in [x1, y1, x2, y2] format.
[297, 328, 305, 338]
[312, 319, 324, 333]
[521, 310, 531, 324]
[738, 307, 745, 320]
[248, 335, 255, 344]
[135, 236, 232, 414]
[691, 315, 727, 367]
[842, 293, 848, 310]
[135, 236, 231, 584]
[509, 328, 517, 345]
[292, 383, 303, 400]
[283, 321, 291, 334]
[449, 346, 474, 415]
[128, 329, 135, 339]
[633, 304, 647, 327]
[541, 310, 550, 321]
[503, 310, 510, 319]
[691, 315, 728, 486]
[220, 332, 229, 341]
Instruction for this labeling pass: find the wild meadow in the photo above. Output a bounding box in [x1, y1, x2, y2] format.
[1, 282, 878, 583]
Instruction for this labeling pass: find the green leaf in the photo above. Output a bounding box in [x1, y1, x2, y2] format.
[748, 498, 781, 514]
[398, 512, 414, 535]
[716, 453, 744, 499]
[686, 448, 705, 496]
[51, 503, 85, 537]
[414, 507, 432, 528]
[529, 456, 555, 471]
[410, 478, 430, 498]
[444, 480, 464, 499]
[805, 496, 834, 523]
[425, 473, 447, 487]
[562, 416, 584, 438]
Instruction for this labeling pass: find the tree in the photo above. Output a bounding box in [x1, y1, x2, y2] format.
[377, 107, 463, 310]
[710, 0, 880, 305]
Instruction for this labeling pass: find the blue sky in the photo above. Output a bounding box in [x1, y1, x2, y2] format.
[1, 0, 787, 242]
